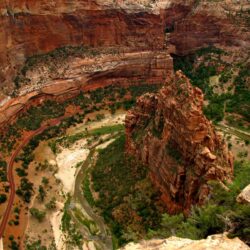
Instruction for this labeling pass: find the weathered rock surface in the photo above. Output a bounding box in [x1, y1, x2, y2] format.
[120, 234, 250, 250]
[0, 0, 249, 94]
[0, 0, 166, 92]
[237, 185, 250, 204]
[125, 71, 233, 213]
[0, 0, 249, 130]
[0, 50, 172, 126]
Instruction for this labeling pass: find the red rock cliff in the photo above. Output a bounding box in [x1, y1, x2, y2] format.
[1, 0, 249, 94]
[125, 71, 233, 213]
[0, 0, 166, 92]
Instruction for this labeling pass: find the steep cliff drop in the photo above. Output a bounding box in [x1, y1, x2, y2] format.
[125, 71, 234, 213]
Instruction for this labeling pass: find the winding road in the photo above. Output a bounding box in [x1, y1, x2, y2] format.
[0, 117, 64, 240]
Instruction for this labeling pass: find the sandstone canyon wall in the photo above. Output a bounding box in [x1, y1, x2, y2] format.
[1, 0, 249, 94]
[0, 0, 249, 128]
[0, 0, 166, 94]
[125, 71, 233, 213]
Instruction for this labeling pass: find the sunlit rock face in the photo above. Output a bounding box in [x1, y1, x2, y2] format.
[120, 234, 249, 250]
[237, 184, 250, 204]
[125, 71, 233, 213]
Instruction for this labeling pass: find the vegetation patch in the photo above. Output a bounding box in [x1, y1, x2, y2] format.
[61, 196, 83, 248]
[73, 208, 98, 235]
[82, 172, 95, 207]
[92, 134, 165, 246]
[148, 160, 250, 245]
[0, 84, 159, 154]
[56, 124, 124, 148]
[173, 47, 250, 126]
[165, 140, 183, 164]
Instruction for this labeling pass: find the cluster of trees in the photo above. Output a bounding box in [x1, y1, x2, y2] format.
[0, 126, 21, 153]
[61, 197, 83, 247]
[30, 208, 46, 222]
[16, 100, 65, 131]
[92, 135, 164, 246]
[0, 159, 7, 182]
[45, 197, 56, 210]
[16, 177, 33, 203]
[173, 47, 249, 124]
[26, 240, 47, 250]
[8, 235, 19, 250]
[9, 206, 20, 226]
[226, 65, 250, 123]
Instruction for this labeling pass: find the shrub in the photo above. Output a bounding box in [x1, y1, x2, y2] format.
[38, 185, 46, 202]
[26, 240, 47, 250]
[45, 197, 56, 210]
[16, 177, 33, 203]
[0, 194, 7, 203]
[30, 208, 46, 222]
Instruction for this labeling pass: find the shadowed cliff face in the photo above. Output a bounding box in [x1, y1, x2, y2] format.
[125, 71, 233, 213]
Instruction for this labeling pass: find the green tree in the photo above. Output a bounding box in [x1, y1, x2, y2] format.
[38, 185, 46, 202]
[42, 177, 49, 185]
[0, 194, 7, 203]
[45, 197, 56, 210]
[30, 208, 46, 222]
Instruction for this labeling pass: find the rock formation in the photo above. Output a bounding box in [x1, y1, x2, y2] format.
[120, 234, 250, 250]
[0, 50, 173, 127]
[0, 0, 249, 128]
[125, 71, 233, 213]
[237, 184, 250, 204]
[1, 0, 249, 95]
[0, 0, 167, 94]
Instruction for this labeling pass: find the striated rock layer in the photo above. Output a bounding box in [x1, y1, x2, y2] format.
[0, 0, 249, 126]
[125, 71, 233, 213]
[120, 234, 250, 250]
[0, 50, 173, 127]
[0, 0, 166, 93]
[1, 0, 249, 94]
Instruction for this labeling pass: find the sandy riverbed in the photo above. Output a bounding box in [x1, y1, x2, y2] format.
[55, 139, 90, 194]
[50, 202, 66, 250]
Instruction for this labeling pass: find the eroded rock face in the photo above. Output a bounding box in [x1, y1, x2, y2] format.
[169, 1, 250, 55]
[125, 71, 233, 213]
[120, 234, 250, 250]
[0, 0, 249, 128]
[0, 0, 166, 92]
[0, 0, 249, 94]
[0, 50, 173, 126]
